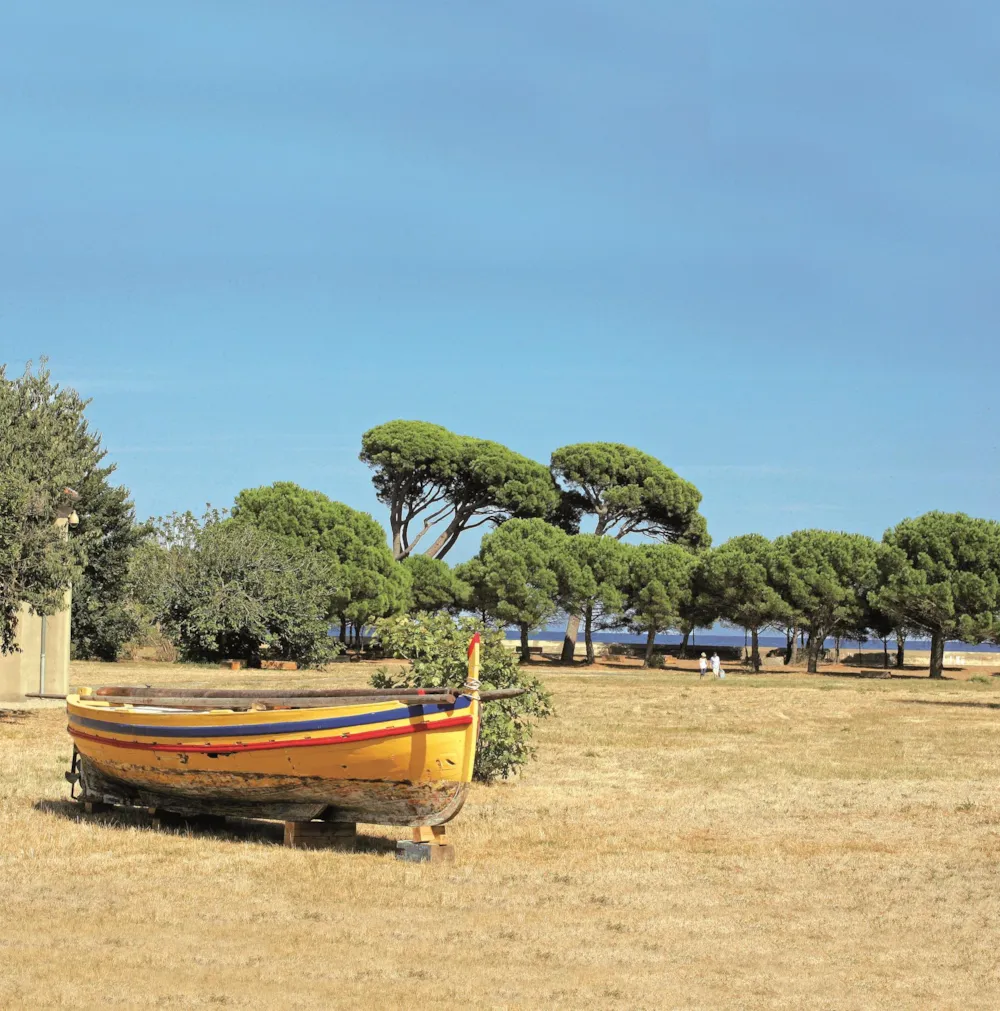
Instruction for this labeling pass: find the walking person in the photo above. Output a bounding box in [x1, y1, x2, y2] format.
[711, 652, 721, 678]
[699, 652, 708, 678]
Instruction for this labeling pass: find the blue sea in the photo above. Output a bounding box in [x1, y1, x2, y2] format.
[502, 629, 1000, 652]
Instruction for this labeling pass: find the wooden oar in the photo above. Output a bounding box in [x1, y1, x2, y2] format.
[92, 686, 460, 699]
[86, 693, 458, 710]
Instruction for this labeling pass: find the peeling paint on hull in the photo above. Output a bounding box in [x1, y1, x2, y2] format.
[79, 756, 469, 825]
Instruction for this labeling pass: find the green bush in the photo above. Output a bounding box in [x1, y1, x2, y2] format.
[647, 653, 666, 669]
[371, 613, 553, 783]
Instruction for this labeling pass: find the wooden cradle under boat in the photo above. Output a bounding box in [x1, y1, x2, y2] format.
[64, 636, 503, 829]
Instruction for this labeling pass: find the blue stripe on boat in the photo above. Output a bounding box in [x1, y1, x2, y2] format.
[68, 696, 471, 739]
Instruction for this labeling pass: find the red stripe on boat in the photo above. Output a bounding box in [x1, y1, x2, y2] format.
[68, 714, 473, 755]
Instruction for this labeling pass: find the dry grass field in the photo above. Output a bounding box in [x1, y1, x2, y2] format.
[3, 658, 1000, 1009]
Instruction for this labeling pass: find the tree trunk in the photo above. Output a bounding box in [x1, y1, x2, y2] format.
[882, 637, 889, 668]
[785, 625, 799, 666]
[806, 631, 821, 674]
[584, 607, 595, 665]
[929, 630, 945, 678]
[679, 628, 691, 659]
[561, 614, 581, 663]
[338, 618, 347, 644]
[643, 627, 656, 668]
[519, 623, 531, 663]
[895, 632, 906, 669]
[751, 627, 761, 672]
[834, 635, 841, 664]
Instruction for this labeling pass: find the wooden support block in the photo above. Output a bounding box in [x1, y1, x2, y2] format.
[396, 840, 455, 864]
[261, 660, 298, 671]
[397, 825, 453, 863]
[283, 820, 357, 850]
[82, 800, 111, 815]
[221, 660, 242, 671]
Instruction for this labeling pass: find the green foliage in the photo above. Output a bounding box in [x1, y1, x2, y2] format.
[695, 535, 788, 670]
[371, 613, 553, 782]
[550, 442, 709, 547]
[697, 535, 787, 631]
[567, 534, 629, 617]
[0, 361, 104, 653]
[618, 543, 698, 665]
[401, 554, 468, 613]
[231, 482, 404, 632]
[70, 468, 151, 661]
[646, 653, 666, 670]
[457, 519, 581, 656]
[770, 531, 880, 672]
[360, 420, 560, 560]
[873, 512, 1000, 676]
[151, 511, 341, 666]
[565, 534, 629, 662]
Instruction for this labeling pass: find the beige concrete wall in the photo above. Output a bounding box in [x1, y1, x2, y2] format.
[0, 593, 71, 702]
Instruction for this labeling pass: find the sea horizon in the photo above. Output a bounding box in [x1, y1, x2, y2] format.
[501, 629, 1000, 653]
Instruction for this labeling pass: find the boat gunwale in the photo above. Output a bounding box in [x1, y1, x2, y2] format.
[68, 713, 475, 754]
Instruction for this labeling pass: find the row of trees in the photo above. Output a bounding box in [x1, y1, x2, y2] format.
[440, 516, 1000, 678]
[361, 422, 1000, 678]
[5, 366, 999, 684]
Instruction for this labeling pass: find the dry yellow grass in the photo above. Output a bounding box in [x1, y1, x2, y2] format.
[3, 659, 1000, 1009]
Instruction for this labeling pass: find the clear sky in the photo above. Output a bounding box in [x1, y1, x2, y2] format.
[3, 2, 998, 562]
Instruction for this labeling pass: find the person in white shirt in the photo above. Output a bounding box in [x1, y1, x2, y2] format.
[699, 653, 708, 677]
[711, 652, 721, 677]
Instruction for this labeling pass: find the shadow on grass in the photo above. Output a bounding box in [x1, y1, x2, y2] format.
[819, 668, 973, 680]
[896, 698, 1000, 712]
[33, 798, 398, 854]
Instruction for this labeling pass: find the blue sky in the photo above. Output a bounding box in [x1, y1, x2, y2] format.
[3, 1, 998, 562]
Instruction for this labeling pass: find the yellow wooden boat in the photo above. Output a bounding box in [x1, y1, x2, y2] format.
[65, 636, 495, 827]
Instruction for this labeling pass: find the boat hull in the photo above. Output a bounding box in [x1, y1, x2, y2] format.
[67, 692, 479, 826]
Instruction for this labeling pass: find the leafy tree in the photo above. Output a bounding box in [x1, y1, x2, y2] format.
[697, 535, 788, 671]
[550, 443, 708, 544]
[371, 613, 553, 782]
[860, 609, 889, 669]
[231, 482, 403, 644]
[458, 519, 580, 661]
[872, 512, 1000, 678]
[563, 534, 629, 664]
[360, 421, 560, 560]
[675, 587, 719, 659]
[342, 560, 411, 648]
[770, 531, 880, 673]
[550, 443, 709, 661]
[401, 554, 468, 613]
[161, 514, 341, 666]
[70, 467, 150, 661]
[1, 361, 104, 653]
[618, 543, 698, 667]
